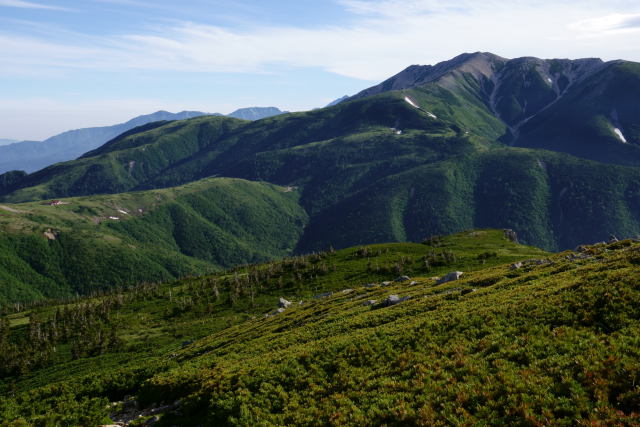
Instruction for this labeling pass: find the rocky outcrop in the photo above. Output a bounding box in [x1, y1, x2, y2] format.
[313, 292, 333, 299]
[375, 295, 411, 308]
[278, 297, 292, 308]
[504, 229, 518, 243]
[437, 271, 463, 284]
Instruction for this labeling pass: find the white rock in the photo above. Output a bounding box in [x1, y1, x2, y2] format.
[437, 271, 463, 284]
[278, 297, 291, 308]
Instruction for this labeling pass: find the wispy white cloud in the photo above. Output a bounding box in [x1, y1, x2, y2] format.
[0, 0, 639, 82]
[339, 0, 472, 17]
[0, 0, 70, 11]
[569, 13, 640, 35]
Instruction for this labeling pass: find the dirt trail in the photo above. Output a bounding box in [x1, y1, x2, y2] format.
[0, 205, 23, 213]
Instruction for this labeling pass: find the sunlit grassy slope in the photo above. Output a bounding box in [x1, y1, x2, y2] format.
[2, 230, 639, 425]
[0, 177, 307, 304]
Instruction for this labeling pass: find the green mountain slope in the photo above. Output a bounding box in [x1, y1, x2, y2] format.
[0, 116, 247, 202]
[515, 61, 640, 165]
[1, 232, 639, 425]
[0, 94, 450, 203]
[0, 111, 212, 175]
[298, 147, 640, 252]
[0, 177, 307, 304]
[4, 91, 639, 253]
[352, 52, 640, 166]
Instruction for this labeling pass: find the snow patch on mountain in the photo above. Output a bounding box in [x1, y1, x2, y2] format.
[404, 96, 419, 108]
[614, 128, 627, 143]
[404, 96, 437, 119]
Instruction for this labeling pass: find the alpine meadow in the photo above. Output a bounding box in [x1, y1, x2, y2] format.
[1, 0, 640, 425]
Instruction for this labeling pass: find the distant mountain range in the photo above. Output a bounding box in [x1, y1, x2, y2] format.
[0, 107, 287, 174]
[0, 138, 19, 146]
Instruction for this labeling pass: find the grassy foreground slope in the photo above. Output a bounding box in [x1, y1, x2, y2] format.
[2, 230, 640, 425]
[0, 177, 307, 304]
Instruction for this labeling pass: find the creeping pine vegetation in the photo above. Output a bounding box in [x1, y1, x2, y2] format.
[1, 230, 640, 425]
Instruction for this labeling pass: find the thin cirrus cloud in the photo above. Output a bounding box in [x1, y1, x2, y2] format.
[569, 13, 640, 34]
[0, 0, 70, 11]
[1, 1, 640, 82]
[96, 3, 640, 80]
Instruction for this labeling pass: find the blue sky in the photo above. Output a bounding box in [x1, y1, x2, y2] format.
[1, 0, 640, 140]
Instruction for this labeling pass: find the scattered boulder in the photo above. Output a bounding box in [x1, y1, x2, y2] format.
[394, 275, 411, 283]
[342, 289, 354, 294]
[529, 258, 553, 266]
[565, 253, 591, 262]
[363, 300, 377, 306]
[381, 281, 392, 286]
[510, 261, 523, 270]
[266, 306, 288, 318]
[110, 396, 182, 426]
[364, 283, 377, 288]
[503, 229, 518, 243]
[278, 297, 291, 308]
[313, 292, 333, 299]
[609, 235, 619, 243]
[375, 294, 410, 308]
[409, 281, 418, 285]
[437, 271, 463, 284]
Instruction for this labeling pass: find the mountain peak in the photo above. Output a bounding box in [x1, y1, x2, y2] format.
[351, 52, 508, 100]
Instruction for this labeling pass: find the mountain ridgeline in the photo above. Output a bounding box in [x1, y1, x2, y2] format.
[0, 107, 287, 175]
[0, 111, 211, 175]
[0, 52, 640, 303]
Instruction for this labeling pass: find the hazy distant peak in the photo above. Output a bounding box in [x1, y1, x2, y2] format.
[0, 138, 19, 146]
[227, 107, 287, 121]
[325, 96, 349, 107]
